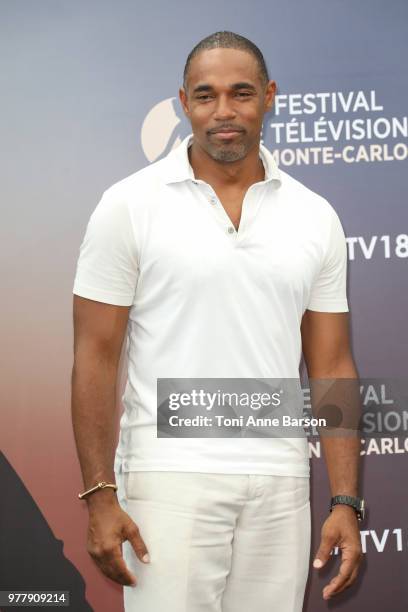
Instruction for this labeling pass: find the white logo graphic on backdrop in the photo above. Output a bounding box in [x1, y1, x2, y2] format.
[141, 97, 187, 162]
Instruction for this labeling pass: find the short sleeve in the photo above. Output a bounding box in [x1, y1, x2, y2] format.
[307, 207, 349, 312]
[73, 189, 139, 306]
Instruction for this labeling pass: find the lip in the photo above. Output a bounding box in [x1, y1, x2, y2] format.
[212, 130, 242, 140]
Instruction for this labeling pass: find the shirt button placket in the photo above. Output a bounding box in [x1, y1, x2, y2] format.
[203, 187, 238, 241]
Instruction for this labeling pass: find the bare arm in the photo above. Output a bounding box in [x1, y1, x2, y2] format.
[71, 294, 130, 504]
[71, 294, 149, 586]
[301, 310, 360, 497]
[301, 310, 362, 600]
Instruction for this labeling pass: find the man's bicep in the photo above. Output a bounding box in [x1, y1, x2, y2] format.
[301, 310, 353, 377]
[73, 294, 131, 365]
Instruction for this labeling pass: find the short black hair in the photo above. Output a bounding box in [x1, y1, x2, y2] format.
[183, 31, 269, 93]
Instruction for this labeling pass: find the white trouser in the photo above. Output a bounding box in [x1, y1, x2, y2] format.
[116, 471, 311, 612]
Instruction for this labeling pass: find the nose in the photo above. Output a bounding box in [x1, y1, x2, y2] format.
[213, 94, 236, 120]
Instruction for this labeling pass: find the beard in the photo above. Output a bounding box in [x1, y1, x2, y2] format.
[206, 139, 249, 162]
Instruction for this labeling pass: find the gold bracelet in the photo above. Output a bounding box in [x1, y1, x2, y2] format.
[78, 481, 118, 500]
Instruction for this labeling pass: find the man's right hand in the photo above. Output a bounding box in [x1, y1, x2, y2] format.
[86, 495, 150, 587]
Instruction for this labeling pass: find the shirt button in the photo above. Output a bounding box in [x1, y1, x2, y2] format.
[227, 227, 235, 234]
[209, 196, 217, 204]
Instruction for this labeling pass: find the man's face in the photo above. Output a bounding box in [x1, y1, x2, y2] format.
[179, 47, 276, 163]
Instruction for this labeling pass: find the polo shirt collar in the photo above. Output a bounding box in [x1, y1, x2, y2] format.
[160, 133, 282, 188]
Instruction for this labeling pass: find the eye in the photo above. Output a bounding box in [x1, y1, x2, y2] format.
[196, 92, 252, 101]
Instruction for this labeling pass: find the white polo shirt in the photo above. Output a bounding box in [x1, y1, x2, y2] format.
[73, 133, 349, 478]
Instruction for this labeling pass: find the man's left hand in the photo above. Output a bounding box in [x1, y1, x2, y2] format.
[313, 504, 363, 600]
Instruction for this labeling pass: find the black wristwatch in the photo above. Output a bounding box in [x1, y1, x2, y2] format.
[330, 495, 366, 521]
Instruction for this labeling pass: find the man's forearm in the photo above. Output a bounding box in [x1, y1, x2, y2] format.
[71, 356, 119, 504]
[310, 361, 362, 497]
[320, 435, 360, 496]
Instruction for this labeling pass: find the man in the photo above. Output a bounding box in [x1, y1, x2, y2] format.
[71, 31, 363, 612]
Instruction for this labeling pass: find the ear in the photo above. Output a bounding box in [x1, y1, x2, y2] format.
[264, 80, 277, 113]
[179, 87, 190, 118]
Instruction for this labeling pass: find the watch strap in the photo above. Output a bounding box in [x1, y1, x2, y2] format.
[330, 495, 365, 521]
